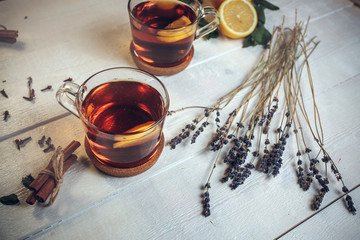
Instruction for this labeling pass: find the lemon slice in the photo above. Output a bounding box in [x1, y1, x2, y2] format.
[165, 15, 192, 29]
[124, 121, 156, 133]
[113, 121, 158, 148]
[157, 0, 176, 10]
[218, 0, 257, 39]
[157, 16, 195, 43]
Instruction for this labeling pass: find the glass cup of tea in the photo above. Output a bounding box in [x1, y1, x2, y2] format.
[128, 0, 220, 75]
[56, 67, 170, 177]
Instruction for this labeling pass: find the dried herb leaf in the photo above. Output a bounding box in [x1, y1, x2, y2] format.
[260, 0, 280, 10]
[199, 18, 219, 40]
[243, 36, 255, 48]
[262, 27, 272, 46]
[0, 194, 19, 205]
[242, 0, 278, 48]
[204, 29, 219, 40]
[255, 5, 266, 24]
[22, 174, 35, 189]
[252, 24, 265, 44]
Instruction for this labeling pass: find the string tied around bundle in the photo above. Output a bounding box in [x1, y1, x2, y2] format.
[39, 146, 64, 206]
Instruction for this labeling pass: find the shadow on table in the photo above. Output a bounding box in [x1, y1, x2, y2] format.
[83, 22, 134, 67]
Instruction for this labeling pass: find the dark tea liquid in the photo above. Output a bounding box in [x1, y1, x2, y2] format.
[130, 0, 197, 67]
[81, 80, 165, 168]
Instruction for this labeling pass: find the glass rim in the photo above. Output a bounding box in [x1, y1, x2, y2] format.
[75, 66, 170, 136]
[127, 0, 202, 31]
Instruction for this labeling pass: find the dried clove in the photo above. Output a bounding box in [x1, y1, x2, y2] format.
[38, 135, 46, 147]
[40, 85, 52, 92]
[43, 144, 55, 153]
[45, 137, 52, 146]
[23, 77, 35, 101]
[63, 77, 73, 82]
[3, 110, 10, 121]
[15, 137, 32, 150]
[27, 77, 32, 87]
[1, 89, 8, 98]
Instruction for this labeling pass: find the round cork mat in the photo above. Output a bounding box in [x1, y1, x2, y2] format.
[130, 41, 194, 76]
[85, 134, 164, 177]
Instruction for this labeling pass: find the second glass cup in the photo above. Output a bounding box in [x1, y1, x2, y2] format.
[128, 0, 220, 75]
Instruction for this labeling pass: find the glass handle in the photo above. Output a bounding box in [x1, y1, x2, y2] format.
[195, 6, 220, 40]
[56, 82, 80, 118]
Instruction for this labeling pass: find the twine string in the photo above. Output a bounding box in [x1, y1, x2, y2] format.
[39, 146, 64, 206]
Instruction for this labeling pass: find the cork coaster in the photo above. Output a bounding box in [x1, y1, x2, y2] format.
[85, 134, 164, 177]
[130, 41, 194, 76]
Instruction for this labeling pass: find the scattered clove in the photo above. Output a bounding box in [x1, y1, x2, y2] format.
[38, 135, 55, 153]
[40, 85, 52, 92]
[38, 135, 46, 147]
[15, 137, 32, 150]
[43, 144, 55, 153]
[3, 110, 10, 121]
[27, 77, 32, 87]
[1, 89, 8, 98]
[45, 137, 52, 146]
[63, 77, 73, 82]
[23, 77, 35, 101]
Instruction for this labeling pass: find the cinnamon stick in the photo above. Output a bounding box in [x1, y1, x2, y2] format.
[29, 140, 80, 191]
[0, 29, 18, 44]
[0, 30, 18, 38]
[25, 191, 37, 205]
[35, 154, 77, 203]
[0, 37, 16, 44]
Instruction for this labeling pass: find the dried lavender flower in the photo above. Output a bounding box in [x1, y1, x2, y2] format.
[202, 183, 211, 217]
[345, 195, 357, 214]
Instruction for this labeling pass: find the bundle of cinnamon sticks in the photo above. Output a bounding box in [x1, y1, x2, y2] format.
[0, 25, 18, 44]
[26, 140, 81, 205]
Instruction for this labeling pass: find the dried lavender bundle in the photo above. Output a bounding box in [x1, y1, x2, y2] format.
[168, 18, 356, 217]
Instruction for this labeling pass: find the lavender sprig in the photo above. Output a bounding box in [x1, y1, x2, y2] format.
[168, 19, 357, 217]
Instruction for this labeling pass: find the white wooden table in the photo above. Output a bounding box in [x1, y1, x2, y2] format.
[1, 0, 360, 239]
